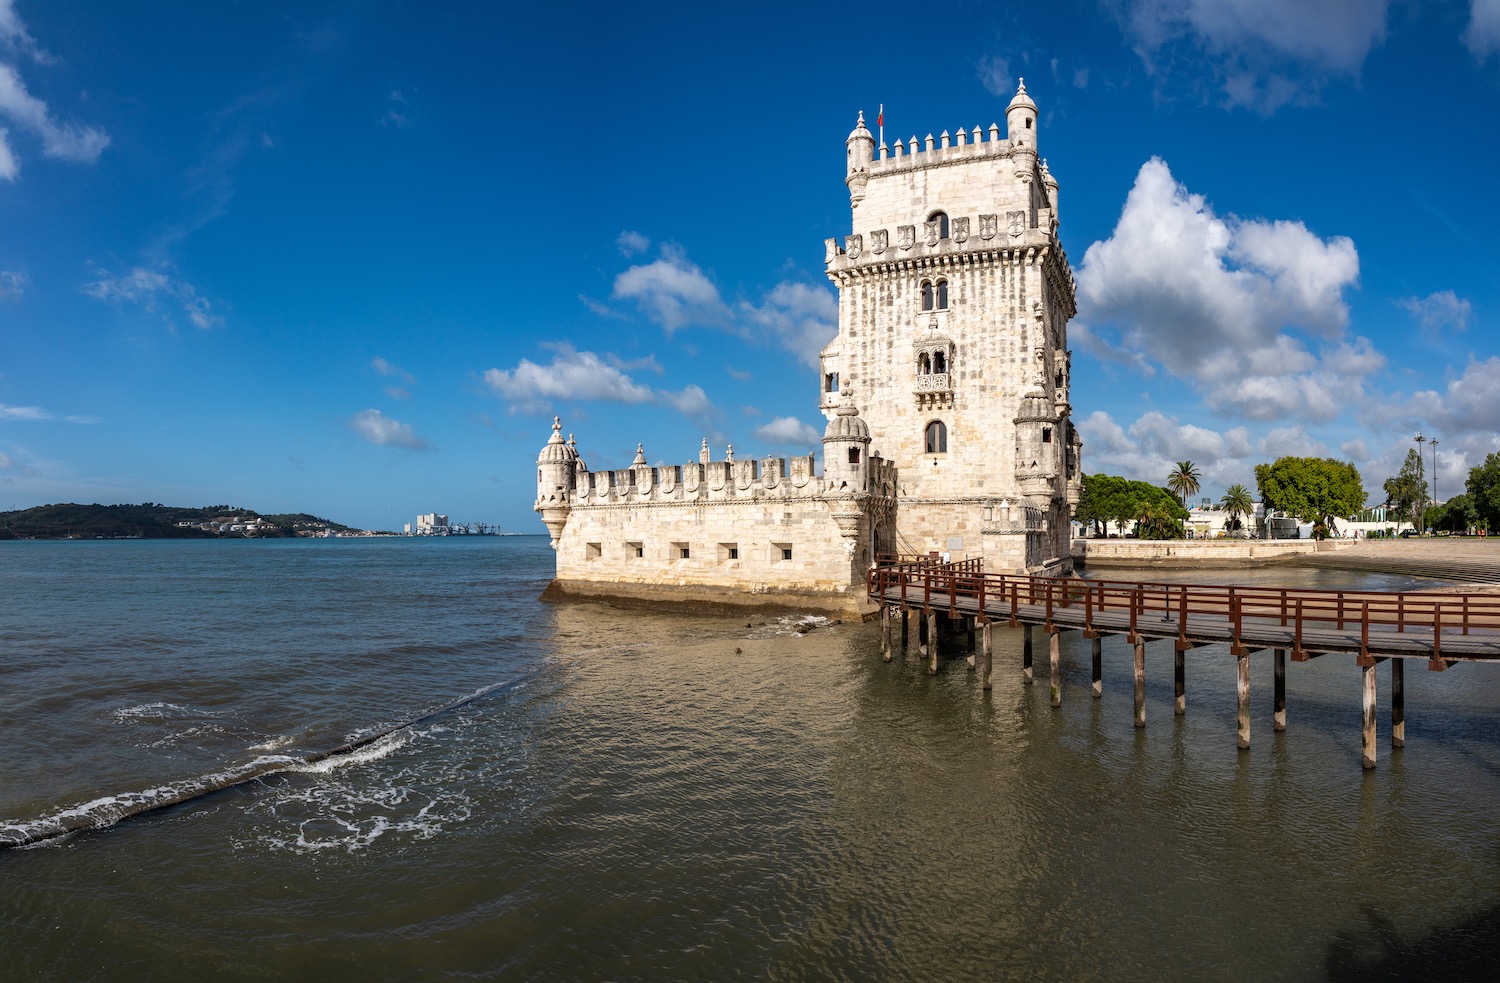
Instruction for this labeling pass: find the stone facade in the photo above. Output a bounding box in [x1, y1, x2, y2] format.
[536, 81, 1080, 614]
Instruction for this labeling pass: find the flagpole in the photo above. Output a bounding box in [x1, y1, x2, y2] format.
[878, 103, 884, 148]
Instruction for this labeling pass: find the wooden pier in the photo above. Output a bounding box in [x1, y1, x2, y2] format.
[868, 557, 1500, 768]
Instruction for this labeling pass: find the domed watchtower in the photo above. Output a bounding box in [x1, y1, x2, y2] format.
[845, 111, 875, 209]
[823, 388, 872, 493]
[535, 417, 577, 548]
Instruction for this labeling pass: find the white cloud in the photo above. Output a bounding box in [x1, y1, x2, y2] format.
[1399, 290, 1471, 335]
[737, 281, 837, 370]
[978, 55, 1014, 98]
[1466, 0, 1500, 59]
[0, 450, 9, 468]
[349, 409, 428, 450]
[612, 245, 731, 334]
[754, 416, 822, 446]
[1077, 408, 1263, 496]
[483, 345, 716, 424]
[1406, 357, 1500, 435]
[0, 268, 22, 296]
[616, 230, 650, 256]
[372, 356, 416, 398]
[610, 242, 836, 367]
[0, 62, 108, 176]
[1077, 158, 1368, 422]
[1113, 0, 1391, 112]
[0, 402, 99, 423]
[83, 266, 222, 330]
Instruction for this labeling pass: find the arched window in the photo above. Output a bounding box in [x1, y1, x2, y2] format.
[936, 279, 949, 309]
[924, 420, 947, 454]
[918, 352, 931, 374]
[929, 211, 949, 239]
[921, 280, 934, 311]
[933, 350, 947, 373]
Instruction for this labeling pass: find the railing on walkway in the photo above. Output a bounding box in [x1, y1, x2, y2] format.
[868, 565, 1500, 658]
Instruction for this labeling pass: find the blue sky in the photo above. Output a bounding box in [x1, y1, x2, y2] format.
[1, 1, 1498, 531]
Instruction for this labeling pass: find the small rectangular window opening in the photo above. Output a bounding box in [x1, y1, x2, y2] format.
[825, 372, 839, 393]
[777, 543, 794, 561]
[1043, 427, 1053, 443]
[627, 541, 643, 559]
[586, 542, 602, 560]
[848, 448, 861, 465]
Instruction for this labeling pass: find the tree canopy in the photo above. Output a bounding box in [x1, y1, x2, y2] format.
[1077, 474, 1189, 537]
[1167, 460, 1202, 507]
[1466, 452, 1500, 531]
[1219, 483, 1255, 536]
[1254, 457, 1366, 528]
[1382, 448, 1427, 530]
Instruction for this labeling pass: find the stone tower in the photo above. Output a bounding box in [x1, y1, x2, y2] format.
[821, 80, 1081, 573]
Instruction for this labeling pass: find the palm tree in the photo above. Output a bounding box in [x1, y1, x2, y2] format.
[1167, 461, 1202, 508]
[1220, 483, 1254, 538]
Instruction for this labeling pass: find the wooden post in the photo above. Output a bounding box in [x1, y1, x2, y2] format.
[1391, 657, 1405, 749]
[1049, 631, 1062, 707]
[928, 611, 939, 675]
[1133, 641, 1145, 728]
[1023, 624, 1034, 685]
[1236, 649, 1250, 750]
[1174, 647, 1186, 715]
[1362, 661, 1377, 770]
[982, 620, 993, 691]
[918, 612, 927, 656]
[901, 609, 909, 649]
[881, 605, 893, 663]
[1091, 637, 1102, 699]
[1273, 648, 1287, 732]
[966, 616, 976, 670]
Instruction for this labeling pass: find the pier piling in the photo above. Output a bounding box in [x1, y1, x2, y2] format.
[881, 605, 893, 662]
[1236, 650, 1251, 750]
[1174, 648, 1186, 715]
[1392, 658, 1405, 749]
[1023, 625, 1034, 685]
[1049, 631, 1062, 707]
[981, 620, 993, 690]
[1133, 641, 1146, 728]
[928, 611, 939, 675]
[1362, 662, 1378, 769]
[1274, 649, 1287, 732]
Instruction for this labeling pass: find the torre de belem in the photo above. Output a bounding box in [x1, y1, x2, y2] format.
[536, 82, 1080, 617]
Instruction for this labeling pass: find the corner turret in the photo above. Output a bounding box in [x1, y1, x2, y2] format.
[1006, 78, 1038, 154]
[822, 388, 872, 493]
[845, 111, 875, 208]
[1013, 392, 1058, 501]
[535, 416, 578, 548]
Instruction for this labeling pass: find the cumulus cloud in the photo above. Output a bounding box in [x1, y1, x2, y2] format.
[1077, 158, 1370, 422]
[1077, 408, 1261, 495]
[1399, 290, 1471, 336]
[349, 408, 428, 450]
[1405, 357, 1500, 435]
[1112, 0, 1391, 112]
[612, 244, 731, 333]
[83, 266, 222, 330]
[754, 416, 823, 446]
[609, 242, 836, 367]
[1466, 0, 1500, 59]
[483, 345, 714, 423]
[738, 281, 837, 369]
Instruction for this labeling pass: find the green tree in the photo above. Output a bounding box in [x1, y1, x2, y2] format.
[1428, 493, 1475, 533]
[1219, 483, 1254, 537]
[1167, 460, 1202, 508]
[1135, 501, 1186, 540]
[1076, 474, 1189, 537]
[1382, 449, 1428, 530]
[1466, 453, 1500, 532]
[1254, 457, 1366, 530]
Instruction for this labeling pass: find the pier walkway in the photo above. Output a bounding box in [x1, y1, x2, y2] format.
[867, 558, 1500, 769]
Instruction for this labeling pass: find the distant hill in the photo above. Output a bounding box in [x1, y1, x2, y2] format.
[0, 503, 361, 540]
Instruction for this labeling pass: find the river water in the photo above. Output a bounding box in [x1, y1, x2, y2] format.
[3, 537, 1497, 980]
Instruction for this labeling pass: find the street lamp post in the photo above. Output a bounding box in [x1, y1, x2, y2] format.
[1414, 432, 1427, 531]
[1431, 437, 1439, 506]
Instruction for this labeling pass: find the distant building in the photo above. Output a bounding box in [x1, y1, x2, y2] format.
[415, 513, 449, 535]
[536, 81, 1080, 616]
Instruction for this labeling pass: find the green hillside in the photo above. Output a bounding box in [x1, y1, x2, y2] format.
[0, 503, 359, 540]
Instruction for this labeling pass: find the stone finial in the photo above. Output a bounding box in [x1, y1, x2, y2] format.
[726, 443, 734, 462]
[700, 437, 710, 464]
[633, 442, 647, 466]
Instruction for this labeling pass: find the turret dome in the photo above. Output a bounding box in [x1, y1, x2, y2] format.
[1007, 78, 1036, 113]
[536, 416, 578, 465]
[824, 389, 871, 442]
[846, 110, 874, 145]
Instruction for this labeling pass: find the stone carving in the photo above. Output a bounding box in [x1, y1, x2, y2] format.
[845, 234, 863, 260]
[871, 229, 888, 254]
[924, 220, 941, 247]
[898, 225, 915, 250]
[952, 217, 969, 243]
[824, 237, 840, 263]
[1007, 210, 1026, 238]
[790, 456, 811, 486]
[660, 465, 677, 494]
[979, 214, 997, 240]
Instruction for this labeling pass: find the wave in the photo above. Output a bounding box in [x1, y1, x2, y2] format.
[0, 670, 541, 851]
